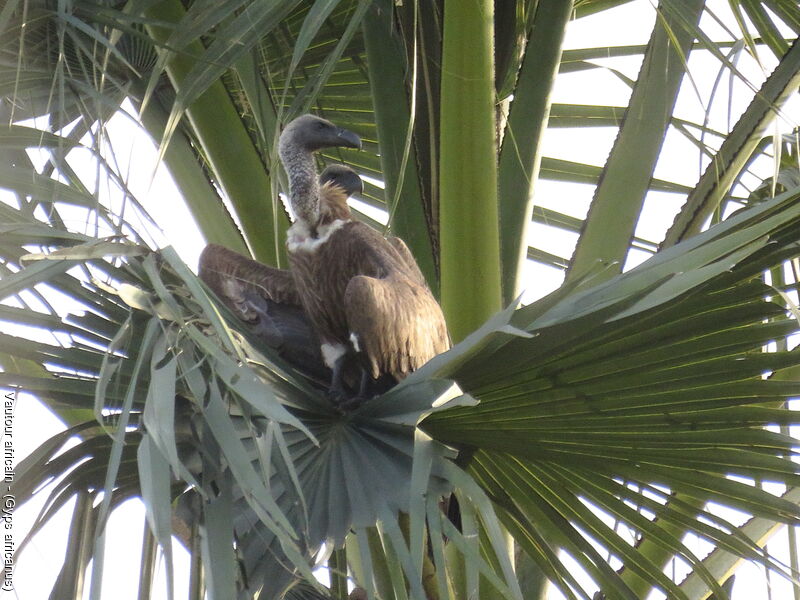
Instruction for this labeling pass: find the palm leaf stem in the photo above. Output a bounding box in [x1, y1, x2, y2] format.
[497, 0, 573, 304]
[362, 0, 438, 291]
[439, 0, 501, 341]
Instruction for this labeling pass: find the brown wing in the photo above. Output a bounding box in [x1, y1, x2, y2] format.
[198, 244, 300, 308]
[288, 221, 398, 345]
[344, 272, 450, 381]
[287, 221, 449, 380]
[198, 244, 328, 380]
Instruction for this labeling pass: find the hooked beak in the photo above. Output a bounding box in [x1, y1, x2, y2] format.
[337, 127, 362, 150]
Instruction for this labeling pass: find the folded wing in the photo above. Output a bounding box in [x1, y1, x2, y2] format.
[198, 244, 326, 380]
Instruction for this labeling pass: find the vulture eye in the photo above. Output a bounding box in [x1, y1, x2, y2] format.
[315, 121, 326, 130]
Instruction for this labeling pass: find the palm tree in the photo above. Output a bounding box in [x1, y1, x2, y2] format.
[4, 0, 800, 598]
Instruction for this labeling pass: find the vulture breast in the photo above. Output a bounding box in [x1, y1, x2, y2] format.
[288, 221, 449, 381]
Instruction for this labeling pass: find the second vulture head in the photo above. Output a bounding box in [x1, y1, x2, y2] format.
[320, 164, 363, 197]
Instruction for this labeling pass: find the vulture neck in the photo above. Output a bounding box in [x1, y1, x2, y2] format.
[279, 142, 319, 225]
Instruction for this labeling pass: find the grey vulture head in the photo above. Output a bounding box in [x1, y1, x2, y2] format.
[279, 114, 362, 153]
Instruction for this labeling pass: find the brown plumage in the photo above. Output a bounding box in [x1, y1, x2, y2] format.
[317, 179, 354, 226]
[197, 166, 366, 383]
[199, 243, 300, 308]
[279, 114, 449, 395]
[319, 165, 425, 286]
[198, 164, 365, 318]
[318, 163, 362, 225]
[289, 221, 449, 381]
[198, 243, 326, 380]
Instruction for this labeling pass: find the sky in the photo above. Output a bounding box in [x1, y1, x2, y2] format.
[4, 0, 800, 598]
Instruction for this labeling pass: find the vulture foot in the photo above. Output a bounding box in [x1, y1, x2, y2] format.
[327, 391, 366, 413]
[326, 355, 362, 412]
[325, 355, 397, 412]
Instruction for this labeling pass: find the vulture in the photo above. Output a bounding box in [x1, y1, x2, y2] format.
[197, 165, 365, 384]
[279, 114, 450, 403]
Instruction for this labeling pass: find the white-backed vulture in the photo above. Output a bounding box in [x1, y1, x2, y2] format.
[279, 114, 450, 403]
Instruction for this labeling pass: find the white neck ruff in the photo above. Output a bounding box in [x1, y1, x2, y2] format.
[287, 219, 348, 253]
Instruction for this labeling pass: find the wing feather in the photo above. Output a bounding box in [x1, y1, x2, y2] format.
[344, 273, 449, 381]
[198, 244, 326, 380]
[199, 244, 300, 307]
[286, 220, 449, 383]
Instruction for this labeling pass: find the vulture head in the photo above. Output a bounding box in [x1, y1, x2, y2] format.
[320, 164, 363, 197]
[280, 114, 362, 154]
[319, 165, 361, 225]
[279, 115, 361, 226]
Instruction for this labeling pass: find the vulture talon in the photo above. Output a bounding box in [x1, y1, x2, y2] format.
[326, 389, 364, 413]
[337, 395, 366, 412]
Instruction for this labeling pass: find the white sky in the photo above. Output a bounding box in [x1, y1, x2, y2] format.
[4, 0, 800, 598]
